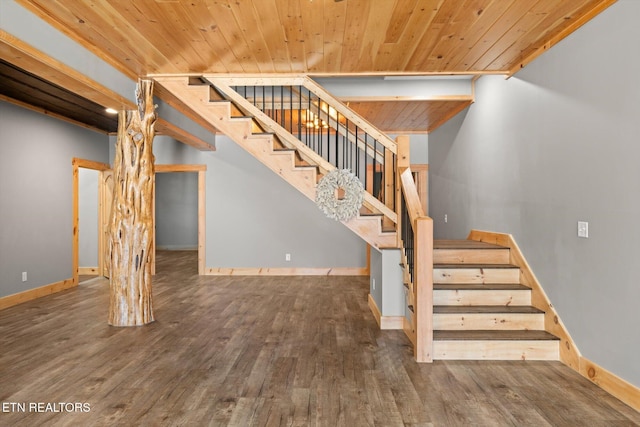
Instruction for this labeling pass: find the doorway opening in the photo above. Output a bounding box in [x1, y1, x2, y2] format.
[72, 158, 112, 286]
[153, 164, 206, 276]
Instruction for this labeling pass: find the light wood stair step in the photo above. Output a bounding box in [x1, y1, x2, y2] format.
[434, 305, 543, 314]
[433, 330, 560, 360]
[434, 264, 521, 284]
[433, 305, 545, 330]
[434, 329, 559, 340]
[272, 148, 319, 169]
[433, 283, 531, 306]
[434, 240, 510, 264]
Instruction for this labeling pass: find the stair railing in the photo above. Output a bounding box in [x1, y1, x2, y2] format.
[396, 135, 433, 363]
[203, 75, 397, 225]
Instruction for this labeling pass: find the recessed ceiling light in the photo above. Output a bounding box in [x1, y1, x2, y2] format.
[105, 108, 118, 114]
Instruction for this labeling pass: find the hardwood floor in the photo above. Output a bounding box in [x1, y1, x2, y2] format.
[0, 250, 638, 426]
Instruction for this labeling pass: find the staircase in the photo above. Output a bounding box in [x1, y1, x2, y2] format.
[431, 240, 560, 360]
[154, 76, 397, 249]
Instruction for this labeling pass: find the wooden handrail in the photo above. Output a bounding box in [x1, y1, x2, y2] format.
[400, 167, 424, 220]
[302, 77, 397, 154]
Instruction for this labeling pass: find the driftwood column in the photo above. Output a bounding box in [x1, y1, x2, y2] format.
[108, 79, 156, 326]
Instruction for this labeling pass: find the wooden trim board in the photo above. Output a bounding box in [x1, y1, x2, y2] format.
[368, 294, 404, 330]
[155, 164, 206, 173]
[468, 229, 579, 367]
[78, 267, 99, 275]
[72, 158, 111, 287]
[206, 267, 368, 276]
[0, 278, 75, 311]
[154, 165, 206, 275]
[467, 229, 640, 412]
[580, 357, 640, 412]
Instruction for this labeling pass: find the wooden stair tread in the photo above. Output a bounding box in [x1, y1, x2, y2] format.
[434, 264, 518, 269]
[433, 305, 543, 314]
[434, 330, 559, 341]
[433, 283, 529, 290]
[359, 211, 382, 217]
[434, 240, 507, 250]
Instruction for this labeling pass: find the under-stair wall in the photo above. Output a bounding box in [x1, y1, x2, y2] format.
[152, 135, 369, 273]
[368, 248, 405, 330]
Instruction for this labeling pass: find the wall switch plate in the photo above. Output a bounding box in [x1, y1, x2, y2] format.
[372, 278, 376, 290]
[578, 221, 589, 238]
[285, 253, 291, 261]
[22, 272, 27, 282]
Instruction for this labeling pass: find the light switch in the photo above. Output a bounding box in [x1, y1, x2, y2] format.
[578, 221, 589, 238]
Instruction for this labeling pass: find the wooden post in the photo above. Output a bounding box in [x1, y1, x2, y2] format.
[383, 148, 395, 232]
[395, 135, 410, 247]
[108, 79, 156, 326]
[414, 217, 433, 362]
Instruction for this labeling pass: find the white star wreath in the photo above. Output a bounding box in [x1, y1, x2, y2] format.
[315, 169, 365, 221]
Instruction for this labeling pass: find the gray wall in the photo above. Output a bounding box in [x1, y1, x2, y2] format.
[429, 0, 640, 387]
[388, 133, 428, 164]
[152, 136, 367, 269]
[0, 101, 109, 298]
[155, 172, 198, 250]
[78, 168, 99, 267]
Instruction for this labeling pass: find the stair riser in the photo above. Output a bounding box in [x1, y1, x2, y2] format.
[433, 340, 559, 360]
[433, 289, 531, 306]
[434, 313, 544, 330]
[434, 268, 520, 284]
[434, 249, 510, 265]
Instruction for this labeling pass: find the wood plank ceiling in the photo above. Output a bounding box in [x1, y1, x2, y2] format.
[11, 0, 615, 134]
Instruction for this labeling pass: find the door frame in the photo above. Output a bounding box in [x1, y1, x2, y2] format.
[154, 164, 207, 275]
[72, 158, 112, 286]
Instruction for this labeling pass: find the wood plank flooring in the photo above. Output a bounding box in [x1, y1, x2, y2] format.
[0, 250, 638, 426]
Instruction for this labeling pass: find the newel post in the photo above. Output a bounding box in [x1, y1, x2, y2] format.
[108, 79, 157, 327]
[395, 135, 410, 247]
[414, 216, 433, 362]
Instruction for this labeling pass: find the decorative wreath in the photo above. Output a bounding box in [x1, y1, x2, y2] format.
[315, 169, 365, 221]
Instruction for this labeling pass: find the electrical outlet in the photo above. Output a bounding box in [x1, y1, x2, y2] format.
[578, 221, 589, 238]
[372, 278, 376, 290]
[444, 214, 448, 223]
[22, 272, 27, 282]
[285, 253, 291, 261]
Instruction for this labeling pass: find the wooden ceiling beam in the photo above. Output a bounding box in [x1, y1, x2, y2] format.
[0, 30, 133, 111]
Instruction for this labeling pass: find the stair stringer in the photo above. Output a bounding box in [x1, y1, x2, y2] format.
[154, 76, 396, 249]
